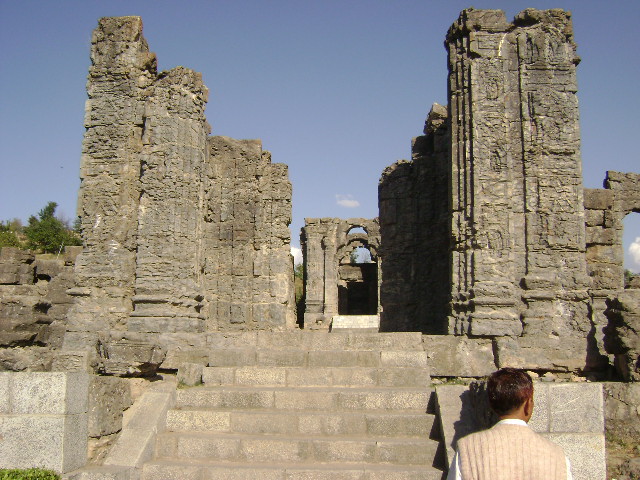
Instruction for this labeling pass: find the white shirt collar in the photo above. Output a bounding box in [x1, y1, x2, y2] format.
[496, 418, 528, 426]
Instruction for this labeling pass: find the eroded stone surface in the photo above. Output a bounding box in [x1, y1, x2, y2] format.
[59, 16, 294, 374]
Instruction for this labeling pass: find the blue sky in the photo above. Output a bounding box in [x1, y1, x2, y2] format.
[0, 0, 638, 271]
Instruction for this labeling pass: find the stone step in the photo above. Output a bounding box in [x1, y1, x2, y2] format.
[166, 408, 436, 437]
[203, 366, 431, 387]
[155, 432, 439, 466]
[142, 458, 445, 480]
[206, 331, 425, 351]
[176, 386, 431, 412]
[207, 348, 428, 368]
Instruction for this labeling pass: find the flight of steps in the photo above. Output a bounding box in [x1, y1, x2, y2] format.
[141, 331, 445, 479]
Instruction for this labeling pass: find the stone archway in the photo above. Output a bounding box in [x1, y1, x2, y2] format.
[337, 241, 378, 315]
[300, 218, 380, 329]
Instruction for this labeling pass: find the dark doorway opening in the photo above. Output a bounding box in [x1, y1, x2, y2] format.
[338, 262, 377, 315]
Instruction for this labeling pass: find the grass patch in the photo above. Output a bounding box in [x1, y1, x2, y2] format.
[0, 469, 60, 480]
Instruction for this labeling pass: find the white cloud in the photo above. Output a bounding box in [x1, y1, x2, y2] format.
[629, 237, 640, 273]
[336, 194, 360, 208]
[291, 246, 303, 265]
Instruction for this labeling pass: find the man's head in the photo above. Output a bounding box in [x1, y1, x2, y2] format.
[487, 368, 534, 420]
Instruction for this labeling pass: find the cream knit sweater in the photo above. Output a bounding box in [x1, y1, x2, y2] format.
[457, 423, 567, 480]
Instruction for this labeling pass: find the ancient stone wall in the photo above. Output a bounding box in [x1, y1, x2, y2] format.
[585, 172, 640, 294]
[128, 67, 210, 335]
[446, 8, 590, 347]
[378, 104, 450, 333]
[379, 8, 600, 371]
[204, 136, 294, 331]
[585, 171, 640, 381]
[0, 247, 81, 371]
[70, 17, 158, 335]
[59, 17, 294, 373]
[301, 218, 379, 329]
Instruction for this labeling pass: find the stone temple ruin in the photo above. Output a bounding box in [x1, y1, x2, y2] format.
[0, 8, 639, 480]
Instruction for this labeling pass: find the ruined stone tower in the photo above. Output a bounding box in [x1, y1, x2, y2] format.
[379, 9, 600, 370]
[66, 17, 295, 364]
[445, 9, 591, 345]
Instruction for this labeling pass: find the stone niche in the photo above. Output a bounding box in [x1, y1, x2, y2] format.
[301, 218, 380, 329]
[62, 16, 295, 373]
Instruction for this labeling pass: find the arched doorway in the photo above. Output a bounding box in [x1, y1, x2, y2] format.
[337, 242, 378, 315]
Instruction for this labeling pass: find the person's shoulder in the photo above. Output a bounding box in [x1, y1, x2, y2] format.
[456, 427, 493, 446]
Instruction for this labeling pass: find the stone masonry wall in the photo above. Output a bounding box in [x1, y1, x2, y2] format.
[585, 171, 640, 381]
[378, 104, 450, 333]
[204, 136, 294, 331]
[0, 247, 81, 371]
[377, 8, 632, 373]
[59, 17, 294, 373]
[446, 9, 590, 351]
[127, 67, 209, 335]
[69, 17, 158, 335]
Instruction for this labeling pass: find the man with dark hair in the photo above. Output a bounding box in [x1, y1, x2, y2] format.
[446, 368, 573, 480]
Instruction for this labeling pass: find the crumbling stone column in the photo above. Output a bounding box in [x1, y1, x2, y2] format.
[445, 9, 591, 349]
[128, 67, 209, 334]
[69, 17, 157, 332]
[60, 17, 296, 374]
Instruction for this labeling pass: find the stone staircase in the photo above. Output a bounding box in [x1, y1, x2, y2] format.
[141, 331, 445, 479]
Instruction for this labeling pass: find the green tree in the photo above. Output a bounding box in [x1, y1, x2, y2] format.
[294, 262, 304, 280]
[0, 220, 23, 249]
[23, 202, 82, 253]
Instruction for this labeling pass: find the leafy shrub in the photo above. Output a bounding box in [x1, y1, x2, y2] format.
[0, 221, 23, 249]
[0, 468, 60, 480]
[23, 202, 81, 254]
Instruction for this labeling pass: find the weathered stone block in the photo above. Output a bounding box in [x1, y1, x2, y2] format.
[88, 375, 132, 437]
[380, 351, 427, 368]
[423, 335, 495, 377]
[584, 209, 605, 227]
[547, 383, 603, 433]
[162, 347, 209, 371]
[208, 348, 257, 367]
[177, 362, 204, 386]
[34, 259, 65, 280]
[201, 367, 236, 385]
[495, 336, 587, 372]
[10, 371, 89, 415]
[234, 367, 286, 386]
[545, 433, 606, 480]
[468, 318, 523, 337]
[587, 262, 622, 290]
[0, 413, 88, 473]
[583, 189, 614, 210]
[258, 349, 307, 367]
[585, 226, 616, 245]
[97, 336, 166, 376]
[586, 244, 623, 264]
